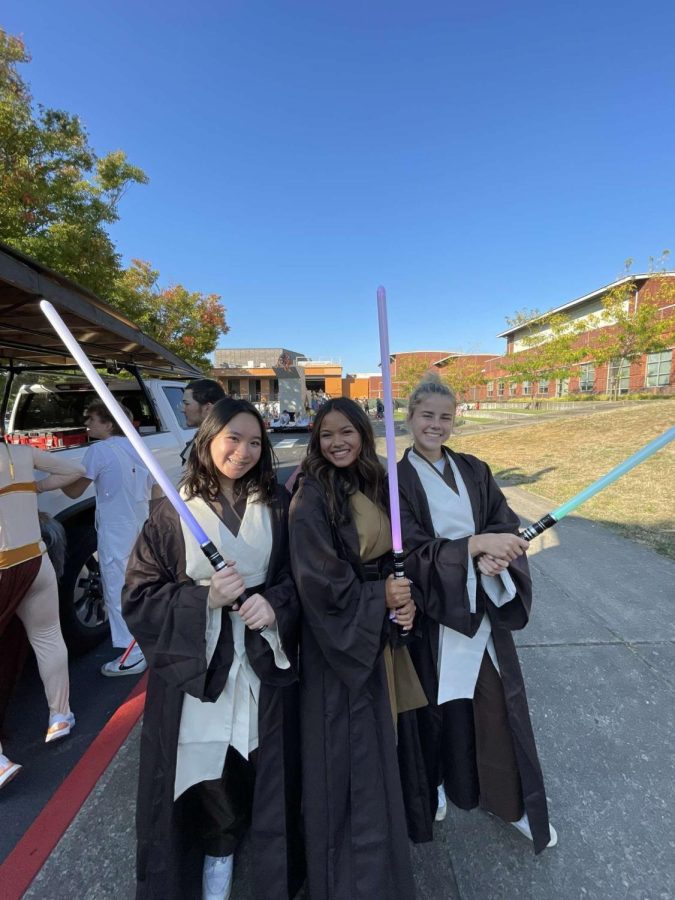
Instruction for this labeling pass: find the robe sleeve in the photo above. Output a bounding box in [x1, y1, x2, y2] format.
[478, 463, 532, 630]
[245, 487, 300, 682]
[399, 476, 484, 638]
[123, 499, 215, 700]
[289, 478, 389, 692]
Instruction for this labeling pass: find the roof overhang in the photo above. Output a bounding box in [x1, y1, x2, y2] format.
[0, 242, 202, 376]
[496, 273, 675, 339]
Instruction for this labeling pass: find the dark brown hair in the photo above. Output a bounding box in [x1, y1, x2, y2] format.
[301, 397, 387, 525]
[181, 398, 277, 504]
[84, 399, 133, 436]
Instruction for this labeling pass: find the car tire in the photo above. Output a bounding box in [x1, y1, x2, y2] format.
[59, 521, 109, 654]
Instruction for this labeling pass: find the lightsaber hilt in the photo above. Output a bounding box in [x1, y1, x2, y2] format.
[391, 550, 412, 637]
[520, 513, 558, 542]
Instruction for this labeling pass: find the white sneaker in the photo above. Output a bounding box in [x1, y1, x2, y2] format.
[101, 645, 147, 677]
[0, 754, 21, 790]
[202, 854, 233, 900]
[435, 784, 447, 822]
[511, 812, 558, 848]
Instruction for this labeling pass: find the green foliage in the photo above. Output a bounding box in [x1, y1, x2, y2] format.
[504, 307, 543, 329]
[114, 260, 229, 370]
[592, 275, 673, 368]
[504, 311, 589, 386]
[438, 356, 486, 400]
[0, 28, 228, 367]
[0, 30, 148, 297]
[393, 358, 432, 398]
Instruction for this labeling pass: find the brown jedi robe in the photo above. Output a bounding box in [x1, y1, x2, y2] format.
[289, 475, 417, 900]
[122, 487, 304, 900]
[397, 447, 552, 854]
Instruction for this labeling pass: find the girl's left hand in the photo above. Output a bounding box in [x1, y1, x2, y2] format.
[477, 554, 508, 576]
[238, 593, 276, 631]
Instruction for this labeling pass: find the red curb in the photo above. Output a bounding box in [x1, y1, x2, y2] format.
[0, 673, 147, 900]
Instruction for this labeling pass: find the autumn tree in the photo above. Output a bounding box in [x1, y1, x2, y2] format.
[0, 30, 147, 298]
[393, 358, 432, 398]
[0, 29, 229, 368]
[503, 312, 590, 393]
[592, 270, 674, 398]
[115, 260, 228, 370]
[438, 356, 486, 401]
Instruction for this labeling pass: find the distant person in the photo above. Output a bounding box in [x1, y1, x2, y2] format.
[364, 398, 370, 416]
[376, 398, 384, 419]
[0, 443, 85, 790]
[63, 401, 155, 677]
[180, 379, 226, 465]
[397, 375, 556, 852]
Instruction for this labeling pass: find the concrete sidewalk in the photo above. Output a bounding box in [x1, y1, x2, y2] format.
[24, 485, 675, 900]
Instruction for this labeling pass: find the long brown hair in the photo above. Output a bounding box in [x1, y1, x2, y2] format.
[302, 397, 387, 525]
[181, 398, 277, 504]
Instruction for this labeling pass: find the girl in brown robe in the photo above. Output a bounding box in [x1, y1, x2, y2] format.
[398, 376, 556, 854]
[123, 399, 303, 900]
[289, 398, 417, 900]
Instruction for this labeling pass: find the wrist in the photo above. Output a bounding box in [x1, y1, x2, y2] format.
[468, 535, 483, 557]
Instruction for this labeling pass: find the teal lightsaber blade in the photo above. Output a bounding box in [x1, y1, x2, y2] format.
[521, 425, 675, 541]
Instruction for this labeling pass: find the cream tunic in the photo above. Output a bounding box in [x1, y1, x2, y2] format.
[174, 491, 289, 799]
[408, 448, 516, 703]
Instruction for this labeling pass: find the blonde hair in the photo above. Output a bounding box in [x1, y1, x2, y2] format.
[407, 374, 457, 419]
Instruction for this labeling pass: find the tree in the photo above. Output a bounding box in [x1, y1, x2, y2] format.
[592, 272, 674, 398]
[0, 30, 148, 298]
[504, 312, 590, 392]
[438, 356, 486, 401]
[0, 29, 229, 367]
[115, 260, 229, 371]
[504, 307, 543, 329]
[393, 358, 432, 398]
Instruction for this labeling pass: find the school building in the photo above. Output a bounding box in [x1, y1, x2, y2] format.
[212, 348, 343, 401]
[210, 274, 675, 404]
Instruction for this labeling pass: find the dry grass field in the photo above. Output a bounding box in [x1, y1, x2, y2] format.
[450, 400, 675, 559]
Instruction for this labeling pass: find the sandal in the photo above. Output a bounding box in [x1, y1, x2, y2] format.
[45, 711, 76, 744]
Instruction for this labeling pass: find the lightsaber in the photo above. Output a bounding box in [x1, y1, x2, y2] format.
[377, 286, 412, 636]
[521, 425, 675, 540]
[39, 299, 227, 573]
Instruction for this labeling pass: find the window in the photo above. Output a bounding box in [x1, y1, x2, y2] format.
[498, 380, 505, 396]
[487, 381, 494, 396]
[522, 381, 531, 395]
[162, 386, 187, 430]
[645, 350, 672, 387]
[556, 378, 569, 397]
[607, 358, 630, 394]
[579, 363, 595, 392]
[509, 382, 517, 396]
[538, 379, 549, 394]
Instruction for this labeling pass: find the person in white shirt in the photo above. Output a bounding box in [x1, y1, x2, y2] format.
[63, 400, 155, 676]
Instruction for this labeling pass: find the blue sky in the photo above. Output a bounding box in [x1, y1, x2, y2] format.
[4, 1, 675, 371]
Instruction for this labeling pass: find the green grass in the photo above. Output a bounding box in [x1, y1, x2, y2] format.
[451, 400, 675, 559]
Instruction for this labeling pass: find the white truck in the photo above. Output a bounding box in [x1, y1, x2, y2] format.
[0, 239, 207, 653]
[5, 376, 195, 652]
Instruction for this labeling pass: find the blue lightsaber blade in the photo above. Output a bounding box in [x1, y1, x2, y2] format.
[521, 425, 675, 540]
[39, 299, 227, 572]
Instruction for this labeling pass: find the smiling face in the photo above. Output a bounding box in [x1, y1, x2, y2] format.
[209, 412, 262, 484]
[319, 410, 363, 469]
[408, 393, 456, 461]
